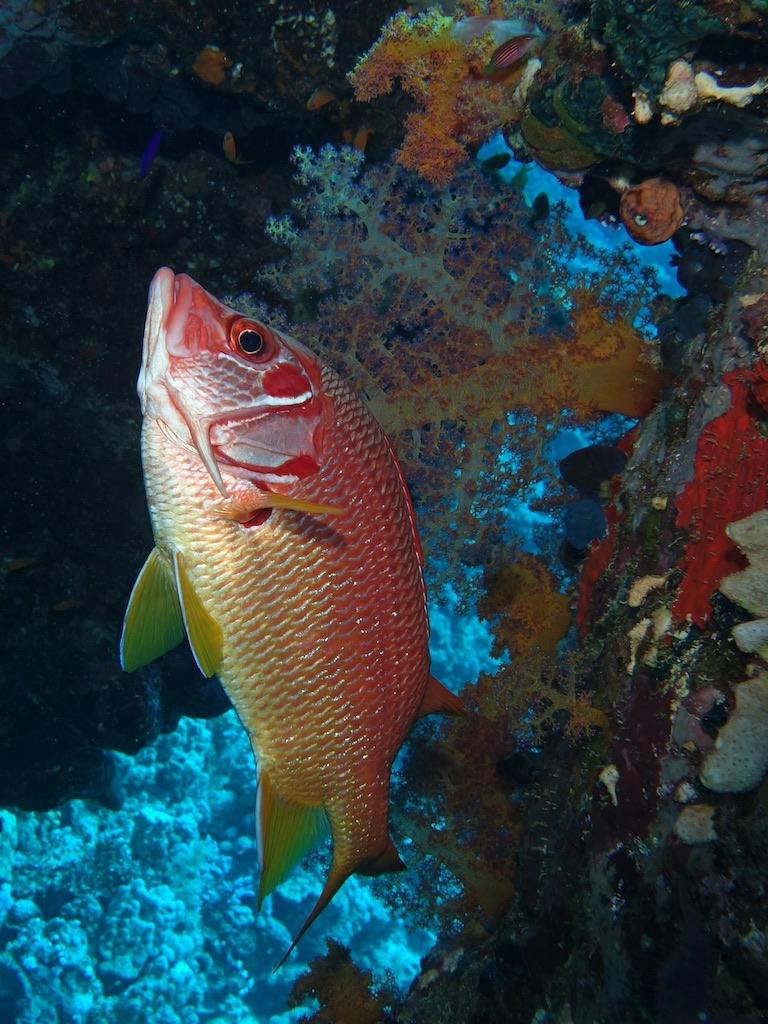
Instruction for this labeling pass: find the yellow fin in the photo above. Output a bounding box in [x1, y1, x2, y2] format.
[213, 492, 343, 522]
[257, 770, 328, 907]
[173, 550, 223, 678]
[417, 675, 466, 718]
[120, 548, 184, 672]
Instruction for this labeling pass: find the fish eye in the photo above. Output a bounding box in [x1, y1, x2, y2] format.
[238, 330, 265, 354]
[230, 319, 273, 359]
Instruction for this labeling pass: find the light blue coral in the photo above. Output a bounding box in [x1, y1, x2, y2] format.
[0, 709, 442, 1023]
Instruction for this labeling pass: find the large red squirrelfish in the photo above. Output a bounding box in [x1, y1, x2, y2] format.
[121, 268, 463, 960]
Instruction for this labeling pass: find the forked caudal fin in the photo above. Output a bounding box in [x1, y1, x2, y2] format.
[273, 837, 405, 972]
[258, 770, 406, 970]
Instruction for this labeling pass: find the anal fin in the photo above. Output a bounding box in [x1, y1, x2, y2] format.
[120, 547, 184, 672]
[173, 550, 223, 678]
[418, 675, 466, 718]
[257, 770, 328, 908]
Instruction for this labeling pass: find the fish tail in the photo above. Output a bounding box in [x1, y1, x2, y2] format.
[273, 861, 349, 971]
[356, 835, 405, 876]
[274, 834, 404, 971]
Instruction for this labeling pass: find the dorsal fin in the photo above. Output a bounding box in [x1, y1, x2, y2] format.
[120, 547, 184, 671]
[257, 770, 328, 907]
[173, 550, 223, 677]
[417, 675, 466, 718]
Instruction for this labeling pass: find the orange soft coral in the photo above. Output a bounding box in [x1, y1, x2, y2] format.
[479, 554, 571, 659]
[289, 940, 393, 1024]
[349, 8, 526, 186]
[260, 148, 661, 601]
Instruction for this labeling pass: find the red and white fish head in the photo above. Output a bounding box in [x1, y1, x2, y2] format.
[139, 267, 328, 496]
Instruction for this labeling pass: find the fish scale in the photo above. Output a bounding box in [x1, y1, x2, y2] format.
[143, 364, 427, 820]
[122, 268, 463, 960]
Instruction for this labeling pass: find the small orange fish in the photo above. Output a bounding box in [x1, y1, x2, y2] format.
[121, 269, 464, 963]
[222, 131, 250, 165]
[306, 87, 337, 111]
[352, 125, 370, 152]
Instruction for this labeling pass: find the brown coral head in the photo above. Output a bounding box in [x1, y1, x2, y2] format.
[619, 177, 684, 245]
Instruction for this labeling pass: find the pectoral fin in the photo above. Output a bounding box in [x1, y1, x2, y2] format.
[120, 547, 184, 671]
[213, 492, 343, 523]
[257, 769, 328, 907]
[173, 550, 223, 678]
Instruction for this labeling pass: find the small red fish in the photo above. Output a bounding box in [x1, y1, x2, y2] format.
[306, 87, 337, 111]
[487, 34, 540, 71]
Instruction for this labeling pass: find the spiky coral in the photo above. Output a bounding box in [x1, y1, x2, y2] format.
[349, 6, 528, 186]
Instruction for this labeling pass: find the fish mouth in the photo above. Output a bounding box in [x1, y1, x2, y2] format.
[139, 268, 235, 495]
[137, 269, 225, 494]
[138, 266, 175, 415]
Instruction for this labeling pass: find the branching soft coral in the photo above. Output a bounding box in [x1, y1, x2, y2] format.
[258, 146, 660, 600]
[479, 554, 571, 659]
[288, 939, 394, 1024]
[383, 650, 606, 935]
[349, 5, 535, 186]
